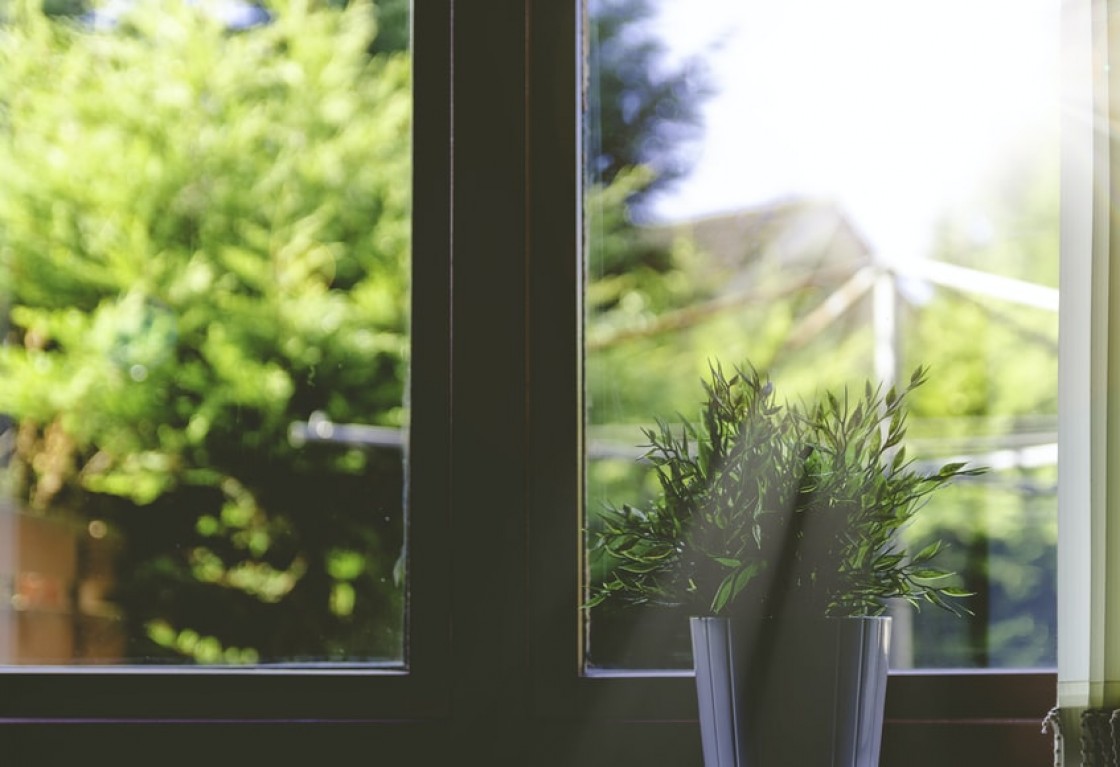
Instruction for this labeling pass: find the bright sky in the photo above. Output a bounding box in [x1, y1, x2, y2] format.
[647, 0, 1061, 263]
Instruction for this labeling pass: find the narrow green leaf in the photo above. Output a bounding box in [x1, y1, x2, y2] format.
[711, 576, 734, 614]
[913, 541, 942, 562]
[910, 568, 951, 580]
[941, 587, 975, 598]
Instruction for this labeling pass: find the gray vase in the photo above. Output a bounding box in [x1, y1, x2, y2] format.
[690, 614, 891, 767]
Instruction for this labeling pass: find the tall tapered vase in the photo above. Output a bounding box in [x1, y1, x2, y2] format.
[691, 615, 891, 767]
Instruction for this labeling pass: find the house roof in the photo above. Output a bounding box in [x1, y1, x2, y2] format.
[642, 197, 875, 296]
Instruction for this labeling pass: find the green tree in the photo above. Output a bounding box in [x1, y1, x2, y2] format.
[0, 0, 410, 661]
[587, 0, 710, 211]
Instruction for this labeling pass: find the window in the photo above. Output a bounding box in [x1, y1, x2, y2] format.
[0, 0, 411, 668]
[0, 0, 453, 737]
[0, 1, 1074, 764]
[583, 0, 1060, 673]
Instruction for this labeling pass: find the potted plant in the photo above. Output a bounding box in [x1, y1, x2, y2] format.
[587, 363, 981, 767]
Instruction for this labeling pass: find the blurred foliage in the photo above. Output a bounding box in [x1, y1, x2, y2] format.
[0, 0, 410, 662]
[0, 0, 711, 666]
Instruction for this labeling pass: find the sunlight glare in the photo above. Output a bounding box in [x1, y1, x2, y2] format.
[650, 0, 1060, 264]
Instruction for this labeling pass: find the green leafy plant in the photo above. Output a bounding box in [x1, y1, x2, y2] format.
[588, 363, 983, 619]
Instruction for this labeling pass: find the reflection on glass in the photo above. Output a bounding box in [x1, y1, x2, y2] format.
[0, 0, 410, 665]
[585, 0, 1058, 670]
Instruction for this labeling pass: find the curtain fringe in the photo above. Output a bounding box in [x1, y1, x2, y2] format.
[1044, 707, 1064, 767]
[1045, 706, 1120, 767]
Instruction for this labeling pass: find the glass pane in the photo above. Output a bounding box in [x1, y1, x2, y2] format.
[584, 0, 1058, 670]
[0, 0, 411, 665]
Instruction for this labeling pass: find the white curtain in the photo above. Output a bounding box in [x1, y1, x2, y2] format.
[1054, 0, 1120, 763]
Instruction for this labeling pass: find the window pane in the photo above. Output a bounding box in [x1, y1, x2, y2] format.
[584, 0, 1058, 670]
[0, 0, 410, 665]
